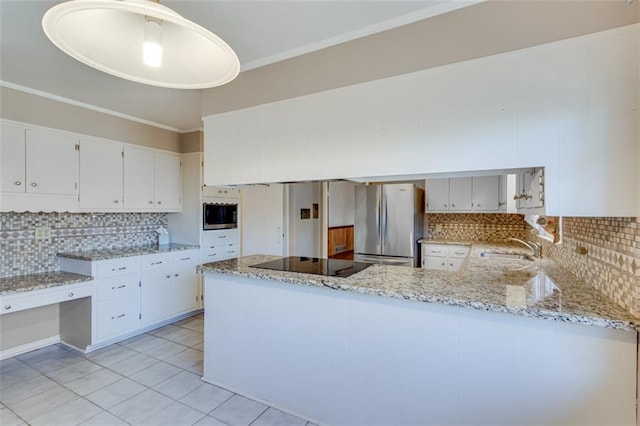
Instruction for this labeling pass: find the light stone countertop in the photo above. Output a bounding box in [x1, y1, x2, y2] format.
[199, 243, 640, 332]
[57, 243, 200, 261]
[0, 271, 93, 296]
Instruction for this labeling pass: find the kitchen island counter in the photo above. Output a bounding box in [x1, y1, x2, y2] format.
[199, 242, 639, 332]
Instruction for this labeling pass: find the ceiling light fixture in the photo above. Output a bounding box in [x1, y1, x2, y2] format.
[42, 0, 240, 89]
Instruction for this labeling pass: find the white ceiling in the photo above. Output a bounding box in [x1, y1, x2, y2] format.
[0, 0, 476, 132]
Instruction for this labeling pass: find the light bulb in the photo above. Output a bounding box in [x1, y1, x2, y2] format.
[143, 19, 163, 68]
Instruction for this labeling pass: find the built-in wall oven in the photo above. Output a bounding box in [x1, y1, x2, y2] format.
[203, 202, 238, 230]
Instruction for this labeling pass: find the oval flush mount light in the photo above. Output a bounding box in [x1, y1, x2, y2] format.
[42, 0, 240, 89]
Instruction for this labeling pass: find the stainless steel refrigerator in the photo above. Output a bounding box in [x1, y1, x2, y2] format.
[354, 183, 424, 267]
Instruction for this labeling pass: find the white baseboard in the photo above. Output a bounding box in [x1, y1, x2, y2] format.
[0, 335, 61, 360]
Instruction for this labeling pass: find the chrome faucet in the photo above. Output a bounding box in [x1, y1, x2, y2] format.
[508, 238, 542, 259]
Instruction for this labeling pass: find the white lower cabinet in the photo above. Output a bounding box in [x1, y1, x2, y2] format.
[201, 229, 240, 263]
[59, 248, 200, 350]
[422, 243, 470, 272]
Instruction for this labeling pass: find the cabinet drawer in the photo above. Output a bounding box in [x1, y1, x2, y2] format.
[96, 296, 139, 340]
[202, 229, 239, 247]
[96, 274, 138, 302]
[1, 282, 93, 315]
[202, 186, 239, 198]
[422, 244, 447, 257]
[448, 245, 470, 259]
[97, 257, 140, 279]
[201, 244, 239, 262]
[140, 253, 172, 272]
[172, 250, 200, 266]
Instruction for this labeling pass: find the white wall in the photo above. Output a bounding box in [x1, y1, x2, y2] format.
[288, 183, 322, 258]
[328, 181, 355, 227]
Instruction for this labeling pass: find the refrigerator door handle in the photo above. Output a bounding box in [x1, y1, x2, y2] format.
[382, 190, 388, 250]
[377, 188, 383, 248]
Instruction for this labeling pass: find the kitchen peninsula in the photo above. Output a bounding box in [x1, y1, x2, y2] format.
[200, 244, 638, 425]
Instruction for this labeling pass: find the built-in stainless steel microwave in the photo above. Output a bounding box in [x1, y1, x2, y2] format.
[203, 202, 238, 230]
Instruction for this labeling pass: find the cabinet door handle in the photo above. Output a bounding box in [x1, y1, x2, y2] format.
[150, 261, 163, 265]
[148, 201, 153, 204]
[113, 267, 126, 271]
[454, 252, 465, 255]
[4, 304, 11, 310]
[111, 313, 126, 319]
[174, 273, 179, 277]
[31, 182, 37, 187]
[68, 292, 74, 297]
[218, 235, 227, 239]
[180, 257, 190, 261]
[443, 204, 447, 207]
[157, 201, 162, 205]
[112, 285, 126, 289]
[451, 204, 455, 208]
[227, 250, 235, 254]
[14, 181, 21, 186]
[166, 275, 171, 279]
[208, 253, 217, 257]
[113, 200, 119, 204]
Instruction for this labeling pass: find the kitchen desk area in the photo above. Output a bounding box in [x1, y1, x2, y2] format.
[200, 245, 639, 425]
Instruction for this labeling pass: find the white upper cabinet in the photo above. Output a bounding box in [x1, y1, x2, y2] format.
[124, 146, 182, 211]
[79, 138, 123, 211]
[472, 176, 501, 212]
[425, 179, 450, 212]
[26, 129, 78, 196]
[201, 25, 638, 216]
[449, 178, 473, 211]
[154, 151, 182, 210]
[1, 122, 78, 212]
[0, 123, 26, 193]
[427, 176, 503, 213]
[123, 145, 155, 210]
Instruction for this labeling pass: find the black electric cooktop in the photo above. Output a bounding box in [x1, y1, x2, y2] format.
[249, 256, 372, 278]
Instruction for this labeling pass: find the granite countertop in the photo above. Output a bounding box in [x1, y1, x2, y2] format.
[199, 243, 640, 332]
[0, 271, 93, 296]
[57, 243, 200, 261]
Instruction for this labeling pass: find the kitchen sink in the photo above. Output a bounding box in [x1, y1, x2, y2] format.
[480, 251, 534, 261]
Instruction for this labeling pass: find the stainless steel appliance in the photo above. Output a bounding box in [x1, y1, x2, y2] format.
[354, 183, 424, 267]
[203, 202, 238, 230]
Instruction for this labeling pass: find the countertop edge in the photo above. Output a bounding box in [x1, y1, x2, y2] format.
[199, 256, 640, 333]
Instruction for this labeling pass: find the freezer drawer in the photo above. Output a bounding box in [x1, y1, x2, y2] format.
[354, 254, 414, 267]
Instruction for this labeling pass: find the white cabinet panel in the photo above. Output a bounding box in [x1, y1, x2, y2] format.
[154, 151, 182, 210]
[423, 256, 447, 271]
[425, 179, 449, 211]
[25, 128, 78, 196]
[449, 177, 472, 211]
[171, 264, 199, 314]
[419, 66, 461, 173]
[365, 78, 405, 176]
[79, 138, 123, 210]
[459, 57, 517, 171]
[140, 268, 173, 326]
[472, 175, 500, 211]
[0, 123, 25, 193]
[96, 296, 139, 340]
[123, 145, 154, 210]
[204, 113, 239, 186]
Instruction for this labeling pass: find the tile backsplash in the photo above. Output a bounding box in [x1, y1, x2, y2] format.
[540, 217, 640, 317]
[0, 212, 167, 277]
[424, 213, 527, 242]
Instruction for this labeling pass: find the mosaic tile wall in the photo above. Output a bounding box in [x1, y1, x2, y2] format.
[424, 213, 527, 242]
[539, 217, 640, 317]
[0, 212, 168, 277]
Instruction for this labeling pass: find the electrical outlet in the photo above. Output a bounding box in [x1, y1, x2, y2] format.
[35, 226, 52, 240]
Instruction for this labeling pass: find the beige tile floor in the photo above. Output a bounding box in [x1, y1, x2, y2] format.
[0, 313, 314, 426]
